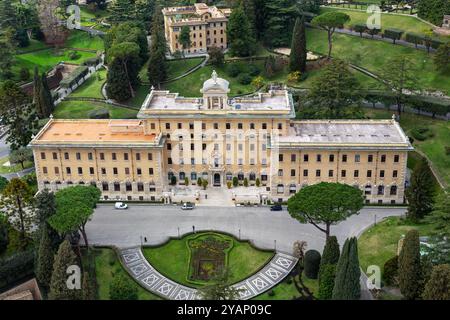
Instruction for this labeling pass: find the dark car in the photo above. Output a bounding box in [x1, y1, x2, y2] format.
[270, 204, 283, 211]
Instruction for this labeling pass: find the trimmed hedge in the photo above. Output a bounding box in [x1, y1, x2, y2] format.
[0, 249, 35, 289]
[405, 33, 423, 48]
[81, 57, 101, 67]
[304, 249, 321, 279]
[60, 66, 89, 89]
[383, 28, 404, 44]
[353, 24, 367, 37]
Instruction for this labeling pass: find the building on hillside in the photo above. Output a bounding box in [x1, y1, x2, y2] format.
[162, 3, 231, 54]
[30, 71, 413, 205]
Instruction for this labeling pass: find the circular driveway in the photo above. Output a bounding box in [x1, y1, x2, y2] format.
[86, 205, 405, 254]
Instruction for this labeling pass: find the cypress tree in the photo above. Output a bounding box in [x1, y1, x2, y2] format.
[318, 264, 336, 300]
[406, 158, 435, 222]
[147, 6, 167, 87]
[109, 0, 133, 24]
[35, 224, 54, 290]
[35, 189, 62, 251]
[289, 16, 307, 73]
[33, 67, 43, 116]
[227, 4, 256, 57]
[320, 235, 340, 266]
[107, 56, 134, 101]
[48, 240, 80, 300]
[332, 237, 361, 300]
[398, 229, 422, 300]
[33, 68, 54, 119]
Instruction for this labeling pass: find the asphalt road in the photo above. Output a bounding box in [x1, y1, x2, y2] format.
[86, 205, 405, 254]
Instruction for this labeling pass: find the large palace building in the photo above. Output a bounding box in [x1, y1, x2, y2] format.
[162, 3, 231, 54]
[30, 71, 413, 205]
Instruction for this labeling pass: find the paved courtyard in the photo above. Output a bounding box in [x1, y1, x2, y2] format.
[86, 205, 405, 254]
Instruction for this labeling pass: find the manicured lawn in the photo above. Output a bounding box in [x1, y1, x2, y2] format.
[143, 232, 274, 288]
[93, 248, 161, 300]
[65, 30, 105, 51]
[320, 7, 448, 41]
[123, 84, 151, 109]
[254, 273, 318, 300]
[365, 108, 450, 187]
[358, 216, 438, 277]
[53, 100, 138, 119]
[69, 69, 107, 99]
[17, 39, 49, 53]
[13, 48, 97, 76]
[306, 28, 450, 95]
[165, 60, 287, 97]
[0, 156, 34, 174]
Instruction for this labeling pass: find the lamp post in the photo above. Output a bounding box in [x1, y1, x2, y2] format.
[239, 229, 241, 240]
[274, 240, 277, 251]
[177, 227, 180, 239]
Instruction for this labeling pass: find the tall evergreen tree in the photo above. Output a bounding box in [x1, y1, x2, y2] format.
[48, 240, 80, 300]
[263, 0, 297, 47]
[320, 236, 340, 266]
[0, 39, 15, 80]
[332, 237, 361, 300]
[35, 224, 54, 290]
[422, 264, 450, 300]
[318, 264, 336, 300]
[406, 158, 435, 222]
[33, 67, 54, 119]
[226, 4, 256, 57]
[240, 0, 256, 38]
[109, 0, 133, 24]
[289, 16, 307, 73]
[147, 6, 167, 87]
[82, 272, 97, 300]
[35, 189, 62, 252]
[398, 229, 422, 300]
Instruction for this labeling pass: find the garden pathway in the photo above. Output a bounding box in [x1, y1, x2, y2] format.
[119, 247, 297, 300]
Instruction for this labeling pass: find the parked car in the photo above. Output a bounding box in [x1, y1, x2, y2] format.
[270, 204, 283, 211]
[181, 202, 195, 210]
[115, 202, 128, 210]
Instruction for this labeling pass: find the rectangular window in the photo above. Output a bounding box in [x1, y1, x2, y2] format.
[341, 170, 346, 177]
[168, 158, 172, 165]
[394, 155, 400, 163]
[124, 153, 129, 161]
[393, 170, 398, 178]
[76, 153, 81, 160]
[147, 153, 153, 161]
[342, 154, 347, 162]
[367, 170, 372, 178]
[238, 123, 243, 130]
[101, 168, 106, 175]
[278, 169, 283, 177]
[279, 154, 283, 162]
[167, 143, 172, 150]
[100, 153, 105, 160]
[165, 123, 170, 130]
[66, 167, 71, 174]
[355, 154, 360, 162]
[226, 123, 231, 130]
[316, 154, 321, 162]
[112, 153, 117, 161]
[316, 169, 321, 177]
[113, 168, 118, 175]
[354, 170, 359, 178]
[303, 154, 309, 162]
[137, 168, 142, 175]
[125, 168, 130, 175]
[54, 167, 59, 174]
[149, 168, 154, 175]
[43, 167, 48, 174]
[368, 154, 373, 162]
[89, 167, 94, 175]
[291, 154, 296, 162]
[381, 155, 386, 163]
[328, 170, 333, 177]
[329, 154, 334, 162]
[64, 152, 69, 160]
[41, 152, 46, 160]
[78, 167, 83, 175]
[380, 170, 385, 178]
[303, 169, 308, 177]
[262, 123, 267, 130]
[136, 153, 141, 161]
[291, 169, 296, 177]
[88, 153, 93, 161]
[52, 152, 58, 160]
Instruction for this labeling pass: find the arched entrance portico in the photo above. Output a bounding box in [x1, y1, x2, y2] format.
[213, 173, 221, 187]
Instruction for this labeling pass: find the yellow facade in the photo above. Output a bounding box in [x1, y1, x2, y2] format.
[30, 72, 413, 204]
[162, 4, 231, 54]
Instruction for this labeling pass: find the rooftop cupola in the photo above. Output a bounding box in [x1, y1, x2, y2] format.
[200, 70, 230, 110]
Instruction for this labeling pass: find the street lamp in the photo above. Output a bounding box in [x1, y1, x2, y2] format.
[178, 227, 180, 239]
[239, 229, 241, 240]
[274, 240, 277, 251]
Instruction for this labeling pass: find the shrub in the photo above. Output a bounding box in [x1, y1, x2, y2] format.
[0, 249, 35, 289]
[88, 108, 110, 119]
[197, 177, 202, 186]
[410, 127, 433, 141]
[383, 255, 399, 286]
[304, 249, 321, 279]
[68, 51, 81, 60]
[445, 146, 450, 155]
[19, 68, 30, 81]
[255, 178, 261, 187]
[287, 71, 301, 83]
[367, 27, 381, 38]
[251, 76, 264, 89]
[227, 64, 240, 77]
[320, 236, 340, 266]
[208, 46, 224, 66]
[353, 24, 367, 37]
[268, 290, 275, 297]
[232, 177, 238, 187]
[248, 64, 261, 76]
[238, 73, 252, 85]
[226, 181, 232, 189]
[184, 177, 189, 186]
[170, 175, 177, 185]
[243, 178, 249, 187]
[405, 33, 422, 48]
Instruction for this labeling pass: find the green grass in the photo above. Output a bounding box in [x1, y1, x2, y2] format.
[358, 216, 438, 276]
[321, 7, 449, 41]
[17, 39, 49, 53]
[123, 85, 151, 109]
[306, 28, 450, 95]
[254, 273, 318, 300]
[65, 30, 105, 51]
[142, 232, 274, 288]
[13, 48, 97, 77]
[53, 101, 138, 119]
[0, 156, 33, 174]
[69, 69, 107, 99]
[93, 248, 161, 300]
[365, 108, 450, 187]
